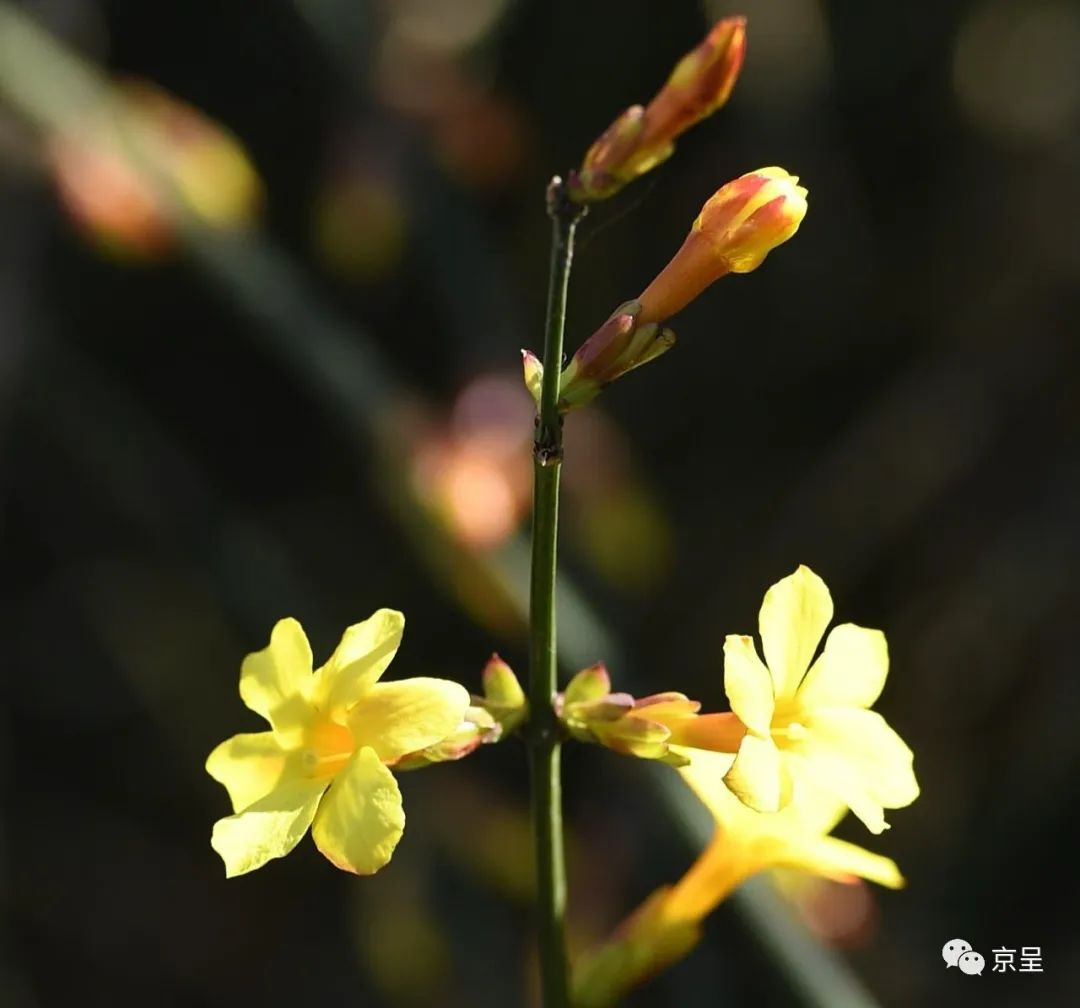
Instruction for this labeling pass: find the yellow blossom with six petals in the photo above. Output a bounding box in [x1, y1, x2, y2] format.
[717, 565, 918, 833]
[206, 610, 469, 877]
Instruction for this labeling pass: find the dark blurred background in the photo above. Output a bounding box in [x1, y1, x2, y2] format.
[2, 0, 1079, 1005]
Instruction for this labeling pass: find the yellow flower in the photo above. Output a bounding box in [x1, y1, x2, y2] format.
[704, 565, 919, 833]
[206, 610, 470, 877]
[573, 749, 902, 1007]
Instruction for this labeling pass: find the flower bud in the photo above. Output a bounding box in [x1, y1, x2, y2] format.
[563, 661, 613, 705]
[481, 654, 528, 732]
[559, 301, 676, 410]
[637, 167, 808, 325]
[570, 106, 646, 202]
[569, 19, 746, 202]
[395, 705, 500, 770]
[558, 675, 701, 766]
[521, 349, 544, 406]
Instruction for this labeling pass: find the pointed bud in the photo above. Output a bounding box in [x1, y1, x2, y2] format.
[559, 301, 676, 410]
[521, 349, 543, 406]
[564, 661, 612, 706]
[557, 671, 701, 765]
[569, 106, 646, 202]
[569, 19, 746, 202]
[637, 167, 808, 325]
[481, 654, 528, 732]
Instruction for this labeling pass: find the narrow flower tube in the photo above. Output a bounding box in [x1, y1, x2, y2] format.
[570, 18, 747, 202]
[637, 167, 808, 325]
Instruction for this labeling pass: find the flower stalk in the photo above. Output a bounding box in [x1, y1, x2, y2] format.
[528, 176, 585, 1007]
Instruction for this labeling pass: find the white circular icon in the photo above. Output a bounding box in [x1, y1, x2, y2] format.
[958, 951, 985, 976]
[942, 939, 972, 967]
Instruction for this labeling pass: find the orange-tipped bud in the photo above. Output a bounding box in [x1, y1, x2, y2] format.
[569, 18, 746, 202]
[637, 167, 808, 325]
[558, 301, 676, 410]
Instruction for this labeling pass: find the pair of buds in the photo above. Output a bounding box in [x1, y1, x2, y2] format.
[526, 168, 808, 411]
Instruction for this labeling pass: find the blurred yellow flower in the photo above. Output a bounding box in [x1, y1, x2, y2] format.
[48, 79, 262, 258]
[684, 566, 918, 833]
[678, 749, 905, 901]
[206, 611, 469, 877]
[573, 749, 902, 1007]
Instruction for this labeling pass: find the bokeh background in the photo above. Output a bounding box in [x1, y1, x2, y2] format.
[2, 0, 1079, 1005]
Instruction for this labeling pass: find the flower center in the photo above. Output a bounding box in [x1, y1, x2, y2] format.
[300, 716, 355, 779]
[769, 700, 808, 747]
[770, 720, 808, 743]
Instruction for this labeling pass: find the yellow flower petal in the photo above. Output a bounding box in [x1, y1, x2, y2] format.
[780, 752, 849, 834]
[206, 731, 292, 813]
[311, 746, 405, 874]
[800, 707, 920, 814]
[786, 835, 905, 889]
[804, 754, 889, 834]
[797, 624, 889, 710]
[349, 677, 471, 765]
[677, 748, 737, 821]
[319, 609, 405, 719]
[238, 617, 314, 734]
[722, 634, 775, 735]
[723, 733, 788, 813]
[679, 752, 905, 892]
[759, 565, 833, 698]
[210, 775, 328, 877]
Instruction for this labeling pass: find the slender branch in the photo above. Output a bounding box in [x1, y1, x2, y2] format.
[528, 176, 585, 1008]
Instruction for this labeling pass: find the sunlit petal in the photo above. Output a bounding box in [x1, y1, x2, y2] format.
[238, 618, 314, 732]
[206, 731, 293, 813]
[319, 609, 405, 718]
[677, 748, 738, 821]
[759, 566, 833, 698]
[210, 775, 328, 877]
[723, 733, 787, 813]
[350, 677, 471, 764]
[784, 834, 905, 889]
[311, 746, 405, 875]
[797, 624, 889, 710]
[801, 708, 920, 815]
[723, 634, 774, 735]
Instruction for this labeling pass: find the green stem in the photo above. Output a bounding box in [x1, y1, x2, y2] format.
[529, 177, 584, 1008]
